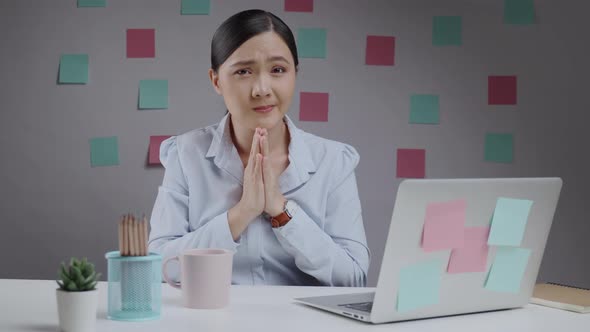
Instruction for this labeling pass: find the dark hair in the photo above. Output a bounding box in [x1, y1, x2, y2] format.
[210, 9, 299, 73]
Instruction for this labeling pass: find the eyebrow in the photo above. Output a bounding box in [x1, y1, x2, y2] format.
[229, 56, 291, 68]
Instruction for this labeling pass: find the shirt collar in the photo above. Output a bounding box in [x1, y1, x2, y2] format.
[206, 113, 316, 191]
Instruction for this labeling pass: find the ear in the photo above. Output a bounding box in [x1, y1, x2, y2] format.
[208, 68, 222, 95]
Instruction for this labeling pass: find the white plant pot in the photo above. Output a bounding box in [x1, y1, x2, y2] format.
[56, 288, 98, 332]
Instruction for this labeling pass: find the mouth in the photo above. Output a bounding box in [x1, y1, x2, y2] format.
[253, 105, 275, 113]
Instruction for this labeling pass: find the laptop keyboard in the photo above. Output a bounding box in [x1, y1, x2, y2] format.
[338, 301, 373, 313]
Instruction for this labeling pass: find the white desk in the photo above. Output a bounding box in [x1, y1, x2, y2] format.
[0, 279, 587, 331]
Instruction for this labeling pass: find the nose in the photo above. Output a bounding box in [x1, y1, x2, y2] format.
[252, 74, 271, 98]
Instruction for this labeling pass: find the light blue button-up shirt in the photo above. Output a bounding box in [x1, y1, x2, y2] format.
[148, 114, 370, 286]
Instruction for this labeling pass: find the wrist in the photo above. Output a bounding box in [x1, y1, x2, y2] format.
[267, 197, 287, 217]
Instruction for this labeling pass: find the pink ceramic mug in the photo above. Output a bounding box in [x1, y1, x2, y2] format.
[162, 248, 233, 309]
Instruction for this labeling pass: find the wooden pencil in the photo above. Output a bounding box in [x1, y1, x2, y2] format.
[122, 214, 128, 256]
[143, 216, 149, 255]
[118, 216, 124, 255]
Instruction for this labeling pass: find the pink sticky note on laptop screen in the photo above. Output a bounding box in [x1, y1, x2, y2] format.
[488, 75, 517, 105]
[149, 135, 172, 165]
[422, 199, 466, 252]
[447, 226, 490, 273]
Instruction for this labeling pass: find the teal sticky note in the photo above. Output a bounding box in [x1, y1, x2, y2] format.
[484, 133, 513, 163]
[397, 258, 443, 312]
[488, 197, 533, 246]
[139, 79, 168, 109]
[78, 0, 106, 7]
[485, 247, 531, 293]
[89, 137, 119, 167]
[504, 0, 535, 25]
[432, 16, 462, 46]
[297, 28, 327, 58]
[59, 54, 88, 84]
[410, 94, 439, 124]
[181, 0, 210, 15]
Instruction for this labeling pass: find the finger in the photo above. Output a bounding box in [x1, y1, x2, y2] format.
[255, 153, 263, 181]
[261, 156, 271, 184]
[247, 129, 260, 168]
[260, 135, 270, 157]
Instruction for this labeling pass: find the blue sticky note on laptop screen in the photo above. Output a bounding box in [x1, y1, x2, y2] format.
[397, 258, 443, 312]
[487, 197, 533, 246]
[485, 247, 531, 293]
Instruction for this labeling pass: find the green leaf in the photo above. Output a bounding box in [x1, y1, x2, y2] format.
[66, 281, 78, 291]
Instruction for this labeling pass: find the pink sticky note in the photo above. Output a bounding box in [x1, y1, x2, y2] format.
[366, 35, 395, 66]
[285, 0, 313, 12]
[422, 199, 466, 252]
[396, 149, 425, 178]
[300, 92, 329, 122]
[149, 135, 171, 165]
[448, 227, 490, 273]
[127, 29, 155, 58]
[488, 75, 517, 105]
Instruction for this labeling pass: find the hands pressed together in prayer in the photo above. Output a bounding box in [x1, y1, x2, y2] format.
[228, 128, 286, 240]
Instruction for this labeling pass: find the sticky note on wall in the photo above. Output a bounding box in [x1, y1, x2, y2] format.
[504, 0, 535, 25]
[484, 133, 514, 163]
[139, 79, 169, 109]
[485, 247, 531, 293]
[365, 35, 395, 66]
[59, 54, 89, 84]
[488, 197, 533, 246]
[78, 0, 106, 7]
[397, 258, 443, 312]
[297, 28, 326, 58]
[410, 94, 440, 124]
[432, 16, 462, 46]
[300, 92, 329, 121]
[488, 75, 517, 105]
[396, 149, 425, 178]
[127, 29, 155, 58]
[149, 136, 172, 165]
[285, 0, 313, 12]
[181, 0, 210, 15]
[448, 227, 490, 273]
[89, 136, 119, 167]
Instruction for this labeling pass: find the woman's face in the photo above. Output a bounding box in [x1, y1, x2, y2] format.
[209, 31, 297, 131]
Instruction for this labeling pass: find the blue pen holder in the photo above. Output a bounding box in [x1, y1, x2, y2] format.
[105, 251, 162, 321]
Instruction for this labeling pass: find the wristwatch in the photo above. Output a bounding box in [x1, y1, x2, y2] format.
[270, 200, 298, 228]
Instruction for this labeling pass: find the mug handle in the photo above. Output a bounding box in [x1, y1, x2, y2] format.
[162, 256, 181, 289]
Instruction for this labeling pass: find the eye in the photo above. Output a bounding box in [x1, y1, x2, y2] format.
[235, 69, 251, 76]
[272, 67, 286, 74]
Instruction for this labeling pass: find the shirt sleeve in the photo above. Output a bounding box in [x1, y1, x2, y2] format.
[272, 144, 371, 287]
[147, 136, 240, 281]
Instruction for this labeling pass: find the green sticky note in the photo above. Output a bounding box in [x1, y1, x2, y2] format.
[433, 16, 462, 46]
[89, 137, 119, 167]
[78, 0, 106, 7]
[485, 247, 531, 293]
[397, 258, 443, 312]
[488, 197, 533, 246]
[484, 133, 513, 163]
[410, 94, 439, 124]
[504, 0, 535, 25]
[59, 54, 88, 84]
[297, 28, 327, 58]
[181, 0, 210, 15]
[139, 79, 168, 109]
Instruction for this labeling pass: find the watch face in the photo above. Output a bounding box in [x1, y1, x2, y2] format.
[285, 200, 298, 215]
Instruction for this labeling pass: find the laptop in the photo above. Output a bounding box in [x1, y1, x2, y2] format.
[294, 178, 563, 324]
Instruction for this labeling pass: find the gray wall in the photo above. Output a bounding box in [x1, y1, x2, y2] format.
[1, 0, 588, 288]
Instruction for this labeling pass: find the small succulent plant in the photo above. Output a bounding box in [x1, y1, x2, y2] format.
[56, 257, 101, 292]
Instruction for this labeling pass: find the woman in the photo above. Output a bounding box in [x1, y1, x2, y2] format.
[148, 9, 370, 286]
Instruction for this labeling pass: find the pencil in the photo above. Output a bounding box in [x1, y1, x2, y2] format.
[118, 216, 124, 255]
[122, 214, 128, 256]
